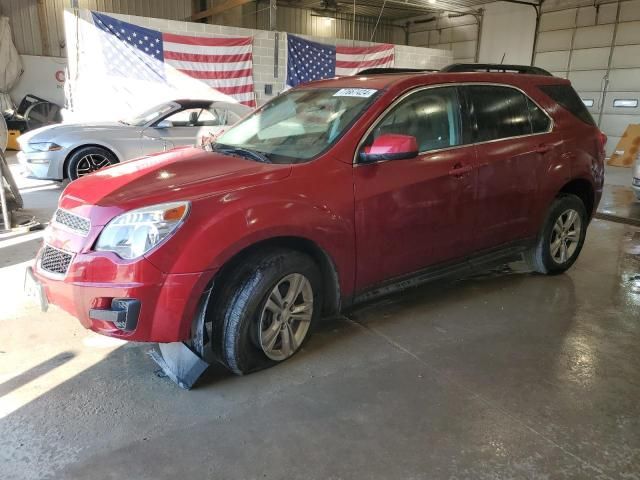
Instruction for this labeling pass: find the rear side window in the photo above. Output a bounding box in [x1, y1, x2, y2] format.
[466, 85, 533, 142]
[539, 84, 596, 126]
[528, 98, 551, 133]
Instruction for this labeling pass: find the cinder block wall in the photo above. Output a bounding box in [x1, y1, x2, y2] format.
[105, 11, 453, 106]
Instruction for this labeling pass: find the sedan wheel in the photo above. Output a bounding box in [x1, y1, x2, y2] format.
[259, 273, 314, 361]
[66, 146, 118, 181]
[75, 153, 112, 177]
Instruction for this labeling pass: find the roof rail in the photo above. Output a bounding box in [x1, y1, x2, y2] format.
[356, 67, 437, 75]
[441, 63, 553, 76]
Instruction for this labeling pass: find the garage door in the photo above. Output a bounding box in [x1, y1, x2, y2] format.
[534, 0, 640, 156]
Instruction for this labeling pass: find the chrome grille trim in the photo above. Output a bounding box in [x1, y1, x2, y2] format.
[53, 209, 91, 236]
[39, 245, 74, 278]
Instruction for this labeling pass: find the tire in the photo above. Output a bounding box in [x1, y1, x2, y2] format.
[526, 193, 588, 275]
[66, 146, 118, 180]
[210, 249, 323, 375]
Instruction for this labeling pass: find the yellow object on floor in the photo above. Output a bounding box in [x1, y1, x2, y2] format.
[7, 129, 21, 150]
[607, 124, 640, 167]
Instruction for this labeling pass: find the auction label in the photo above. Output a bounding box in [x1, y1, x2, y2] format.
[333, 88, 377, 98]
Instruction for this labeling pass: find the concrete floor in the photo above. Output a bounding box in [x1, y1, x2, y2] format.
[1, 152, 640, 479]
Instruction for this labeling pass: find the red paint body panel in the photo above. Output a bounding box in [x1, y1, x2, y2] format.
[33, 71, 604, 344]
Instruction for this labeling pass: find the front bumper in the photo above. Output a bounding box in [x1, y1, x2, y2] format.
[31, 245, 211, 343]
[17, 149, 67, 180]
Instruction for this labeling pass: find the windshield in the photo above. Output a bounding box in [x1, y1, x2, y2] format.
[123, 102, 177, 127]
[214, 87, 379, 164]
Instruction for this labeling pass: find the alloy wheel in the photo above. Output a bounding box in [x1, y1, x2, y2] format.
[75, 154, 111, 177]
[550, 208, 582, 264]
[259, 273, 313, 361]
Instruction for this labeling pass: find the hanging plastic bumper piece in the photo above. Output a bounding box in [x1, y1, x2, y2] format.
[147, 287, 213, 390]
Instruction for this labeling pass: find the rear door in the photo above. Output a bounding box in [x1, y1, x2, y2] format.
[464, 84, 560, 251]
[353, 86, 478, 289]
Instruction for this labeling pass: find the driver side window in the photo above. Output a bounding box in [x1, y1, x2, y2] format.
[162, 108, 204, 127]
[368, 87, 462, 153]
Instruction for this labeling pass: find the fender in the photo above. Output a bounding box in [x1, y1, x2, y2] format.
[144, 161, 357, 299]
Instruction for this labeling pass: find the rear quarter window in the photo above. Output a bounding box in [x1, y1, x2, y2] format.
[539, 84, 596, 126]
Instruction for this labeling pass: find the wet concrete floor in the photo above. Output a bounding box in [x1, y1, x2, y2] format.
[1, 155, 639, 479]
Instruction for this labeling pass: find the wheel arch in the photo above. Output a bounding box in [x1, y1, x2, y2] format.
[63, 143, 120, 179]
[207, 236, 342, 318]
[558, 178, 595, 218]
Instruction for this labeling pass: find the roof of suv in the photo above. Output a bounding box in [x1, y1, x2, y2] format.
[300, 71, 571, 92]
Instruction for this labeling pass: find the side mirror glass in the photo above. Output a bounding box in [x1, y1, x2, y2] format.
[359, 134, 418, 163]
[155, 120, 172, 129]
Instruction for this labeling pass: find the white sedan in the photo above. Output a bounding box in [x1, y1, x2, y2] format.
[17, 99, 251, 180]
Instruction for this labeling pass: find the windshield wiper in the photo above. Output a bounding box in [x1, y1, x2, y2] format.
[211, 144, 271, 163]
[118, 120, 129, 125]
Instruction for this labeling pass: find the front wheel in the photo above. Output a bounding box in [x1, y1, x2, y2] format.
[211, 249, 323, 375]
[526, 194, 588, 274]
[66, 146, 118, 180]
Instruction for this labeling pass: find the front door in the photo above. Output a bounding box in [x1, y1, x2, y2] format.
[353, 86, 477, 290]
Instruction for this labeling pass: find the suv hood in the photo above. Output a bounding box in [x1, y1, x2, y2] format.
[60, 147, 292, 222]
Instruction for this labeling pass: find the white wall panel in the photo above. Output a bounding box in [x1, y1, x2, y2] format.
[609, 68, 640, 90]
[576, 6, 596, 27]
[611, 44, 640, 67]
[597, 3, 619, 24]
[570, 47, 611, 70]
[620, 0, 640, 21]
[539, 9, 577, 31]
[572, 24, 614, 49]
[535, 50, 571, 72]
[567, 70, 607, 91]
[615, 20, 640, 45]
[536, 29, 573, 52]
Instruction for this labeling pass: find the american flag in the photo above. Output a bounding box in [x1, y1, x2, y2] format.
[91, 12, 256, 107]
[286, 34, 394, 87]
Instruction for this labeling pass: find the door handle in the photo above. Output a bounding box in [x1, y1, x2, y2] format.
[534, 143, 553, 154]
[448, 163, 473, 177]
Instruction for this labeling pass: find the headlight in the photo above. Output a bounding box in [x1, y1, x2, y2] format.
[95, 201, 190, 259]
[28, 142, 63, 152]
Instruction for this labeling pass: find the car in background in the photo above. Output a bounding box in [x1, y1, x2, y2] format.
[26, 65, 606, 378]
[17, 99, 251, 180]
[633, 154, 640, 200]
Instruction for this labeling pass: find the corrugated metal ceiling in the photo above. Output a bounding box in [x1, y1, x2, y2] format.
[287, 0, 500, 21]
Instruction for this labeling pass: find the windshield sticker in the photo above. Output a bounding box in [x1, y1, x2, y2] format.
[333, 88, 377, 98]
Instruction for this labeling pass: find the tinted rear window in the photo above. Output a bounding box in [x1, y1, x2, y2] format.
[467, 85, 533, 142]
[539, 84, 596, 126]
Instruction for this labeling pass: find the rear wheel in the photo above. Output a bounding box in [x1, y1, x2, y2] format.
[211, 249, 323, 375]
[526, 194, 587, 274]
[66, 146, 117, 180]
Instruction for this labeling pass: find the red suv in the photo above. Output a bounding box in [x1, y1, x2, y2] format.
[27, 65, 606, 375]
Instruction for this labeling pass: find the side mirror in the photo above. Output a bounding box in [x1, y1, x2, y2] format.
[155, 120, 172, 129]
[359, 134, 418, 163]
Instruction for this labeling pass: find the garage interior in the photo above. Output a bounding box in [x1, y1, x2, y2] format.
[1, 0, 639, 479]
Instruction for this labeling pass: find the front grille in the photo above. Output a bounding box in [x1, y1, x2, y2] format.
[54, 209, 91, 236]
[40, 245, 73, 276]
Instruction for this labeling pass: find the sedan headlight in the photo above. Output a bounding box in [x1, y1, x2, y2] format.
[28, 142, 62, 152]
[95, 201, 190, 259]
